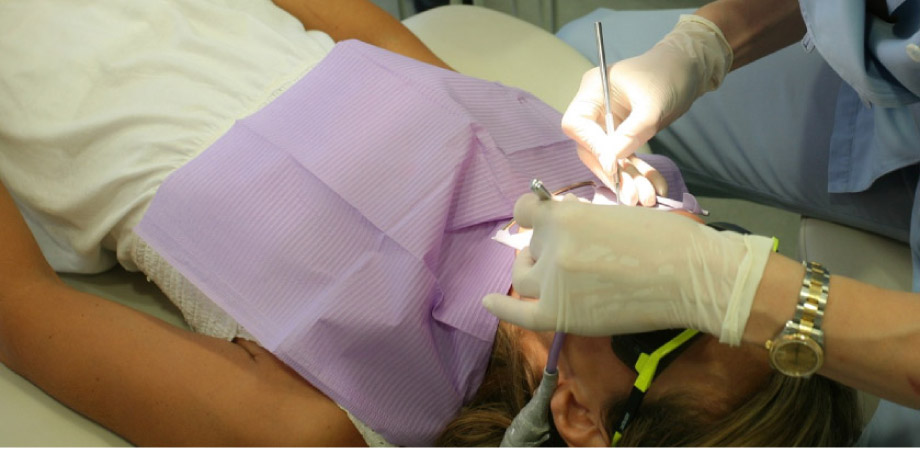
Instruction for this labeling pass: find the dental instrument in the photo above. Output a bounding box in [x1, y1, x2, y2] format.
[500, 179, 567, 447]
[530, 178, 554, 201]
[500, 333, 566, 447]
[594, 21, 621, 198]
[491, 179, 711, 251]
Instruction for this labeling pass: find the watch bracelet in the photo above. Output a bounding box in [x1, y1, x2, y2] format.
[791, 261, 830, 343]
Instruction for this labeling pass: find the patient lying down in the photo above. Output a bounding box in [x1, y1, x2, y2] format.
[0, 42, 861, 447]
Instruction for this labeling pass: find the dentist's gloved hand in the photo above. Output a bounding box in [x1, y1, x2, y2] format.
[561, 15, 732, 204]
[482, 194, 773, 346]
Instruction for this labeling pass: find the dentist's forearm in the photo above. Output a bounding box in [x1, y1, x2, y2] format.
[695, 0, 805, 70]
[745, 252, 920, 409]
[272, 0, 452, 70]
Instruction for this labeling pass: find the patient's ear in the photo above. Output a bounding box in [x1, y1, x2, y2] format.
[550, 381, 608, 447]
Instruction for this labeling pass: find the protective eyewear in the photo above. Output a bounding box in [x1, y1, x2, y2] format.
[609, 329, 701, 446]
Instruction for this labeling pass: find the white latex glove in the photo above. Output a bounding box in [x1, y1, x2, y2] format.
[482, 194, 773, 346]
[561, 15, 733, 204]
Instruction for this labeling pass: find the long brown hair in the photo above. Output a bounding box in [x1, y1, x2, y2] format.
[435, 323, 539, 446]
[605, 372, 862, 446]
[437, 324, 863, 446]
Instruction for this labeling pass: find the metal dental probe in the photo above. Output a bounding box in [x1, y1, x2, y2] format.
[594, 21, 621, 198]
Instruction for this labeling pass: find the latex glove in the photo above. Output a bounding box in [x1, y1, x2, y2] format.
[580, 153, 670, 208]
[561, 15, 733, 204]
[482, 194, 773, 346]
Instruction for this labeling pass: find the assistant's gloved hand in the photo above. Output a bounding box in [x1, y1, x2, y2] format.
[482, 194, 773, 346]
[561, 15, 732, 204]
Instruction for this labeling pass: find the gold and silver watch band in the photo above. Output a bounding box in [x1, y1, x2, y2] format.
[789, 261, 830, 343]
[765, 261, 830, 377]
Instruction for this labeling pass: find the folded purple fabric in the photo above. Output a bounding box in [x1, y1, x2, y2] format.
[136, 40, 691, 445]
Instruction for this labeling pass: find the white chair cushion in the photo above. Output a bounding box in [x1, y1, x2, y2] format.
[797, 216, 911, 292]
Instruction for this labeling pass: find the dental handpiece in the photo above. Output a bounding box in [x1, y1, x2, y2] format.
[530, 179, 554, 201]
[500, 282, 566, 445]
[594, 22, 621, 197]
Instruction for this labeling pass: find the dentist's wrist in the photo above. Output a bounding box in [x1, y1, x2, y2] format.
[742, 252, 805, 347]
[669, 14, 733, 94]
[718, 233, 774, 346]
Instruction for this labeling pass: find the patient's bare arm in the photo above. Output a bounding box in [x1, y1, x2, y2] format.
[0, 180, 364, 446]
[273, 0, 452, 70]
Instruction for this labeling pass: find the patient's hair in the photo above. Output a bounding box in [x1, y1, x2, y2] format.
[436, 325, 863, 447]
[435, 322, 544, 446]
[606, 372, 862, 446]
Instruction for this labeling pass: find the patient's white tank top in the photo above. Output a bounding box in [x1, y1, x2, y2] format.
[0, 0, 334, 273]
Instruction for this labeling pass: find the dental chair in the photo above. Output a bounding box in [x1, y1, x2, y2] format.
[0, 4, 910, 446]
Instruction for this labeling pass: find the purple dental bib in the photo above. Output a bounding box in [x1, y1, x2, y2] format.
[136, 40, 690, 445]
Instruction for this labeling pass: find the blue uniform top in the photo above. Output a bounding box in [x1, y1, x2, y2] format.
[801, 3, 920, 445]
[800, 0, 920, 288]
[800, 0, 920, 193]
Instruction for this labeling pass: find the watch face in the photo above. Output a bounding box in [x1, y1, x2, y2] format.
[770, 335, 823, 377]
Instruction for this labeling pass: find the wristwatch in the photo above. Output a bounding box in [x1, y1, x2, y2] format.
[765, 261, 829, 377]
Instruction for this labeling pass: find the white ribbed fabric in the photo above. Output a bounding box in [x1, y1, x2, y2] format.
[0, 0, 334, 273]
[131, 236, 251, 341]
